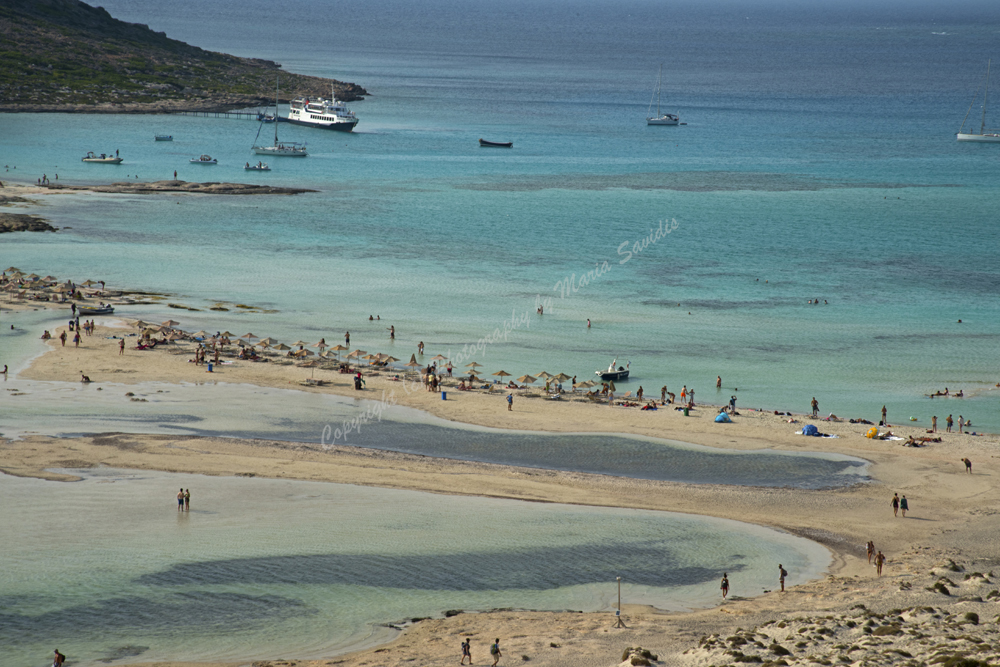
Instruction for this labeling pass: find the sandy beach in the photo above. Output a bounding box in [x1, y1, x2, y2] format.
[3, 310, 1000, 667]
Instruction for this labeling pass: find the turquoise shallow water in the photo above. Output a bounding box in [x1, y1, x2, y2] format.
[0, 468, 831, 667]
[4, 0, 1000, 430]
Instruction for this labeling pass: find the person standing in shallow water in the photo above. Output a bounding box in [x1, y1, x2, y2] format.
[177, 488, 184, 511]
[184, 489, 190, 511]
[778, 564, 787, 592]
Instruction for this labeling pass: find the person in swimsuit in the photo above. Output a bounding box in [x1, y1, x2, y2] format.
[177, 488, 185, 511]
[962, 457, 972, 473]
[899, 495, 908, 517]
[184, 489, 190, 511]
[778, 564, 787, 592]
[461, 638, 472, 665]
[874, 551, 886, 576]
[720, 573, 729, 599]
[891, 493, 900, 517]
[866, 541, 875, 564]
[53, 649, 66, 667]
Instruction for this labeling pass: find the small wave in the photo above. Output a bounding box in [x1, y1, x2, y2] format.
[931, 31, 948, 35]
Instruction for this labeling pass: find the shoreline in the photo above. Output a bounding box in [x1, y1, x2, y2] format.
[5, 291, 1000, 667]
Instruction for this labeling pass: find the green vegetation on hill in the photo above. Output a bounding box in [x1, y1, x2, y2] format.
[0, 0, 367, 111]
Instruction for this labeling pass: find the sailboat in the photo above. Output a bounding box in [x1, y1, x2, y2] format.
[253, 77, 307, 157]
[957, 59, 1000, 142]
[646, 64, 680, 126]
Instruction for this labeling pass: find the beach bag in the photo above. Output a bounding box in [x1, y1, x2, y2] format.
[491, 644, 499, 655]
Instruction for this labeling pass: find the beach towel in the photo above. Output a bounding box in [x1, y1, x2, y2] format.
[715, 413, 731, 423]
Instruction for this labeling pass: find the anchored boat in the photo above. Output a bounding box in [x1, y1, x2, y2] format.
[81, 152, 123, 164]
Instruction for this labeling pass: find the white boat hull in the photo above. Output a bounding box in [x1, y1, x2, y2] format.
[957, 132, 1000, 142]
[647, 116, 680, 126]
[252, 146, 307, 157]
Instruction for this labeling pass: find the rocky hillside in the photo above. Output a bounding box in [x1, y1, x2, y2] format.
[0, 0, 367, 112]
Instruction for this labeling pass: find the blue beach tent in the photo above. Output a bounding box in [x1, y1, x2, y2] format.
[715, 412, 732, 423]
[802, 424, 819, 436]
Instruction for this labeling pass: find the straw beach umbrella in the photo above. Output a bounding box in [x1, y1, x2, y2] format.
[240, 333, 258, 340]
[465, 362, 483, 369]
[431, 354, 449, 362]
[492, 370, 512, 378]
[516, 374, 537, 385]
[258, 337, 279, 346]
[536, 371, 553, 380]
[274, 343, 291, 351]
[162, 320, 180, 327]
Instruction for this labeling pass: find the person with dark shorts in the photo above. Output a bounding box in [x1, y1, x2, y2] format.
[778, 564, 787, 592]
[461, 637, 472, 665]
[962, 457, 972, 473]
[891, 493, 900, 517]
[53, 649, 66, 667]
[720, 573, 729, 599]
[184, 489, 190, 511]
[177, 488, 185, 511]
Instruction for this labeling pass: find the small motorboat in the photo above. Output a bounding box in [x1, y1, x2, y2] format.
[154, 135, 173, 141]
[78, 304, 114, 315]
[81, 151, 123, 164]
[596, 357, 630, 382]
[257, 112, 276, 123]
[190, 155, 217, 164]
[244, 162, 271, 171]
[479, 139, 513, 148]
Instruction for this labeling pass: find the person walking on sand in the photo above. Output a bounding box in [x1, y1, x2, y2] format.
[962, 457, 972, 473]
[184, 489, 190, 511]
[881, 405, 887, 425]
[73, 331, 80, 347]
[506, 393, 513, 411]
[177, 488, 185, 512]
[900, 495, 908, 517]
[490, 639, 502, 667]
[891, 493, 900, 517]
[720, 573, 729, 599]
[811, 397, 818, 417]
[60, 330, 67, 347]
[461, 637, 472, 665]
[778, 564, 787, 592]
[867, 541, 875, 564]
[932, 415, 937, 432]
[946, 414, 953, 432]
[874, 551, 886, 576]
[119, 338, 125, 355]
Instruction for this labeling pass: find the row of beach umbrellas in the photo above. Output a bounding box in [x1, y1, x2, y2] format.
[129, 319, 593, 385]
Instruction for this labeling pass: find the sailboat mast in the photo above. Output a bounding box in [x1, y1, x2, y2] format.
[656, 64, 662, 117]
[274, 76, 280, 145]
[982, 59, 991, 134]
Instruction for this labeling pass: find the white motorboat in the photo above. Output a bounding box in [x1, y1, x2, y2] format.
[287, 86, 359, 132]
[82, 151, 123, 164]
[253, 77, 308, 156]
[190, 155, 217, 164]
[957, 59, 1000, 142]
[647, 64, 680, 126]
[244, 161, 271, 171]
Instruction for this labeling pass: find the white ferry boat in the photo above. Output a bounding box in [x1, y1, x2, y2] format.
[287, 88, 359, 132]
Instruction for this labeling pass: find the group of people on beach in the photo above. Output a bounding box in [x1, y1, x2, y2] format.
[460, 637, 503, 666]
[866, 541, 887, 575]
[176, 488, 191, 511]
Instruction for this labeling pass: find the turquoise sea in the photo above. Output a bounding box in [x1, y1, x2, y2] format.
[4, 0, 1000, 431]
[1, 0, 1000, 663]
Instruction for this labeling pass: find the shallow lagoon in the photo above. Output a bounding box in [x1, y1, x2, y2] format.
[0, 468, 831, 666]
